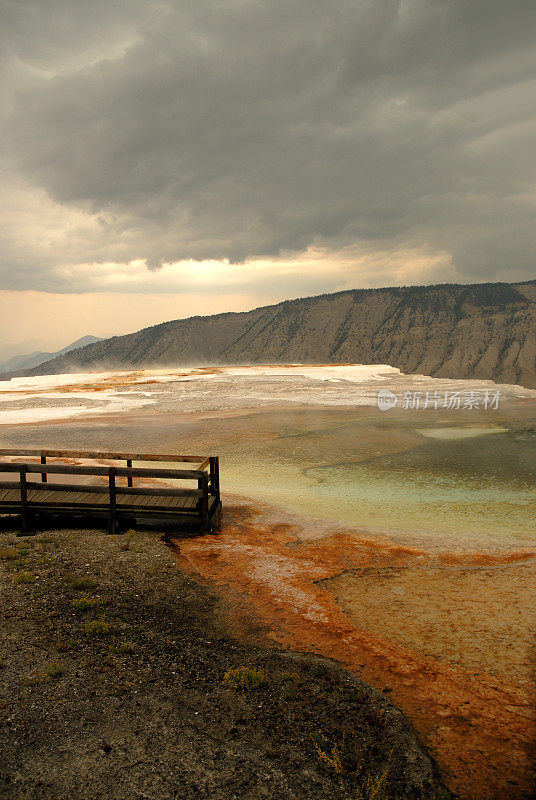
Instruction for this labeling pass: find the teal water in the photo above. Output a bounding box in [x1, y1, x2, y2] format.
[1, 400, 535, 551]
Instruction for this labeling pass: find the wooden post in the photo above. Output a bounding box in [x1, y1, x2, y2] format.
[126, 459, 133, 488]
[108, 467, 117, 534]
[209, 456, 220, 502]
[41, 454, 47, 483]
[19, 465, 30, 535]
[199, 474, 209, 533]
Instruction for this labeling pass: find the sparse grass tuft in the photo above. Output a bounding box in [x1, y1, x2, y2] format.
[354, 747, 397, 800]
[82, 619, 114, 637]
[119, 529, 137, 551]
[44, 663, 65, 679]
[222, 666, 267, 691]
[311, 731, 345, 784]
[28, 662, 66, 685]
[0, 547, 20, 561]
[71, 594, 105, 612]
[14, 572, 36, 584]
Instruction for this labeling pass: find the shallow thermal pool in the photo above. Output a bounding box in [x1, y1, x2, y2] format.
[0, 364, 535, 551]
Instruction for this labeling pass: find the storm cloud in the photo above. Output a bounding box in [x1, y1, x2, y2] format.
[1, 0, 536, 292]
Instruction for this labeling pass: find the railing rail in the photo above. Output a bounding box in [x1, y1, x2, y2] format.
[0, 461, 206, 480]
[0, 448, 209, 463]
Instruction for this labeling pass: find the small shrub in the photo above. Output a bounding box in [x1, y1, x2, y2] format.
[222, 666, 267, 691]
[46, 663, 65, 679]
[82, 619, 114, 637]
[119, 529, 137, 551]
[28, 662, 65, 685]
[71, 595, 104, 611]
[0, 548, 20, 561]
[14, 572, 36, 584]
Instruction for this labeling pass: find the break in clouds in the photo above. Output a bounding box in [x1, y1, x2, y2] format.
[1, 0, 536, 293]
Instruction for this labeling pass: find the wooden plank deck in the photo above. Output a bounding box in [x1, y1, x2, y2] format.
[0, 488, 201, 509]
[0, 450, 222, 535]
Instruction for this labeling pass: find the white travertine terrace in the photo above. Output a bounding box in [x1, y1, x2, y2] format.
[0, 364, 535, 425]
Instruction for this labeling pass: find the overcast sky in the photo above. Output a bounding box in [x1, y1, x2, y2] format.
[1, 0, 535, 348]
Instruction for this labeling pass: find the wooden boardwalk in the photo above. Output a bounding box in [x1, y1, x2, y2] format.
[0, 449, 222, 535]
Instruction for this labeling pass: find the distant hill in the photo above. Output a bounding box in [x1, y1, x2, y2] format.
[0, 335, 102, 374]
[6, 281, 536, 388]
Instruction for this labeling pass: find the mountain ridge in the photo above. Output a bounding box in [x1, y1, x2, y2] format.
[5, 280, 536, 388]
[0, 335, 102, 374]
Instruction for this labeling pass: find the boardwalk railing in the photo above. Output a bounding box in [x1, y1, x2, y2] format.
[0, 450, 221, 535]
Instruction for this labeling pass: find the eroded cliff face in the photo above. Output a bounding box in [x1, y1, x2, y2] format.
[18, 280, 536, 387]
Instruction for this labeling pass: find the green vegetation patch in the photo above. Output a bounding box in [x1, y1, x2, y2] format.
[119, 529, 138, 551]
[0, 547, 20, 561]
[13, 572, 37, 584]
[222, 666, 267, 691]
[71, 594, 105, 612]
[311, 731, 345, 784]
[82, 619, 114, 637]
[28, 662, 66, 685]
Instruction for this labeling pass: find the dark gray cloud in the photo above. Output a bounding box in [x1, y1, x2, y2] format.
[1, 0, 536, 291]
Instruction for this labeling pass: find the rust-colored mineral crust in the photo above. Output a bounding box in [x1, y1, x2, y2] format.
[174, 503, 536, 800]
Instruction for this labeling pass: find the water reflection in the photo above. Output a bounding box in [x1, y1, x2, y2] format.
[1, 401, 534, 550]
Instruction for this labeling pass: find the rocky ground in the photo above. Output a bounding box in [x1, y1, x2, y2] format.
[0, 521, 453, 800]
